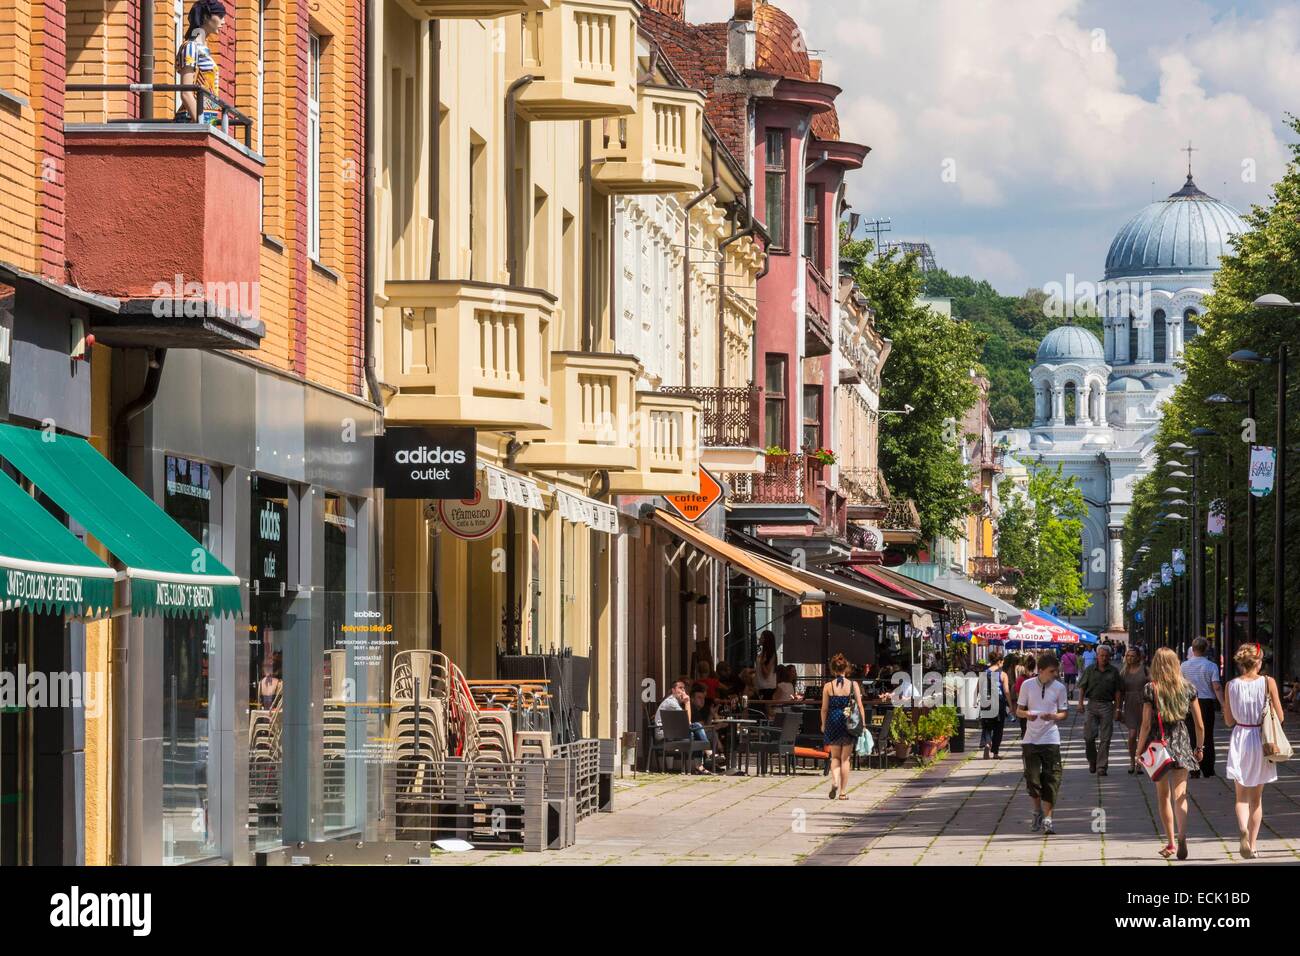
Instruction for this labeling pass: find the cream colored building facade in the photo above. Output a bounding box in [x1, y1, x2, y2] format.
[370, 0, 762, 736]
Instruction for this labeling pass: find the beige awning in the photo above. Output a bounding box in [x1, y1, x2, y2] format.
[779, 564, 934, 630]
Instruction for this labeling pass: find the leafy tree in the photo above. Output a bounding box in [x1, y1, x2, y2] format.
[998, 464, 1091, 614]
[843, 231, 982, 545]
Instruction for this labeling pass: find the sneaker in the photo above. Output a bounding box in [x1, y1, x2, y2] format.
[1030, 811, 1043, 832]
[1043, 818, 1056, 835]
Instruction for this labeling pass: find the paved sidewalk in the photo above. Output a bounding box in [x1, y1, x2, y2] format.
[424, 710, 1300, 866]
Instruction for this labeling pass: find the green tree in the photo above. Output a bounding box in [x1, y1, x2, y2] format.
[997, 464, 1090, 614]
[843, 231, 982, 544]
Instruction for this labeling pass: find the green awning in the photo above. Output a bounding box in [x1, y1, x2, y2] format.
[0, 469, 116, 615]
[0, 424, 242, 618]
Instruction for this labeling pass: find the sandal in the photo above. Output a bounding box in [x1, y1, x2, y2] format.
[828, 786, 838, 800]
[838, 793, 849, 800]
[1177, 836, 1188, 860]
[1159, 844, 1176, 859]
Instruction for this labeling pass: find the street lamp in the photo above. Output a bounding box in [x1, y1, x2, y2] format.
[1228, 356, 1269, 652]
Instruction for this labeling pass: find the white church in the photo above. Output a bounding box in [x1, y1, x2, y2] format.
[998, 170, 1246, 635]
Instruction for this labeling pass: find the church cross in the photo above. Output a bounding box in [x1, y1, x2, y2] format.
[1183, 141, 1198, 179]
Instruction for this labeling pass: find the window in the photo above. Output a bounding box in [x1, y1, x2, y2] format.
[307, 33, 322, 260]
[764, 129, 787, 250]
[804, 184, 821, 270]
[1184, 308, 1199, 342]
[1153, 309, 1167, 363]
[1127, 316, 1138, 363]
[802, 385, 822, 451]
[764, 355, 787, 449]
[1064, 382, 1077, 425]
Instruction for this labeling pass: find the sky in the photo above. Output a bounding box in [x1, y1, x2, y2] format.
[685, 0, 1300, 295]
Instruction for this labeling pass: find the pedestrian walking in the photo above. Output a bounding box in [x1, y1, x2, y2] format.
[1118, 648, 1149, 774]
[1078, 644, 1121, 774]
[1223, 643, 1285, 859]
[979, 650, 1011, 759]
[1137, 647, 1204, 860]
[821, 653, 863, 801]
[1060, 647, 1079, 700]
[1016, 652, 1069, 835]
[1181, 636, 1224, 777]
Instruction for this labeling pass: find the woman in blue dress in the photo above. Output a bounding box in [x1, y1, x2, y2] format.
[821, 653, 864, 800]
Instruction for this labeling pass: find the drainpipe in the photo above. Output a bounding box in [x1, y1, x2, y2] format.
[363, 0, 381, 406]
[581, 119, 593, 350]
[717, 198, 756, 389]
[139, 0, 154, 118]
[429, 20, 440, 281]
[683, 149, 720, 389]
[505, 75, 535, 286]
[113, 349, 167, 472]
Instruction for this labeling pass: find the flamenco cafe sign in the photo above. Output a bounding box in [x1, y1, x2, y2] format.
[436, 474, 505, 541]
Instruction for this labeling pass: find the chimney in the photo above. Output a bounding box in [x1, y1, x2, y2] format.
[809, 58, 823, 81]
[645, 0, 685, 18]
[734, 0, 754, 20]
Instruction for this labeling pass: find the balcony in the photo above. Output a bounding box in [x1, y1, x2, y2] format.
[608, 392, 700, 495]
[880, 497, 923, 545]
[64, 85, 264, 349]
[592, 84, 704, 195]
[515, 352, 639, 471]
[657, 385, 764, 474]
[515, 0, 639, 121]
[727, 454, 821, 509]
[971, 556, 1002, 584]
[400, 0, 548, 17]
[804, 263, 833, 358]
[381, 279, 554, 431]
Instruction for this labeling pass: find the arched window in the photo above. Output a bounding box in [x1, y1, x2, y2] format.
[1153, 309, 1167, 363]
[1127, 315, 1138, 363]
[1064, 382, 1077, 425]
[1184, 308, 1199, 341]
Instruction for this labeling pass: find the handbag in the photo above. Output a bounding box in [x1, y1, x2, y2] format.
[841, 680, 864, 738]
[1138, 700, 1176, 782]
[1262, 686, 1294, 763]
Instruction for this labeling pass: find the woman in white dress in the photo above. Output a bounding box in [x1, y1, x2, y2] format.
[1223, 643, 1285, 859]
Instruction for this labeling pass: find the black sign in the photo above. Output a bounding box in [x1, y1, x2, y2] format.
[0, 283, 13, 421]
[251, 477, 290, 595]
[377, 426, 477, 499]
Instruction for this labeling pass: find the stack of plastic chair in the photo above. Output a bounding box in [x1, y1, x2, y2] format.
[390, 650, 450, 704]
[514, 730, 552, 760]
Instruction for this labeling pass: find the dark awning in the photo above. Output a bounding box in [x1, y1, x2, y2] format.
[0, 423, 242, 617]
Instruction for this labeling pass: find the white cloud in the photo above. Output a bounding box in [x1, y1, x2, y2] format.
[683, 0, 1296, 292]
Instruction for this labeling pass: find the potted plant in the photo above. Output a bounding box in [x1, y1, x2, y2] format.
[917, 707, 959, 759]
[763, 445, 789, 457]
[888, 706, 916, 760]
[807, 447, 837, 466]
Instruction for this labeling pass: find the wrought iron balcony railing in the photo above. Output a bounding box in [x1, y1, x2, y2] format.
[657, 385, 761, 448]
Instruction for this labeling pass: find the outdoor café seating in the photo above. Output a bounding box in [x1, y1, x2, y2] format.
[645, 706, 711, 773]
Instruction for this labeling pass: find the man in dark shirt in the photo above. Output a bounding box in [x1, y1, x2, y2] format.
[1078, 644, 1122, 775]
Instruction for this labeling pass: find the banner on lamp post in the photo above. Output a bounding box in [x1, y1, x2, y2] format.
[1161, 563, 1173, 587]
[1172, 548, 1186, 576]
[1207, 499, 1226, 536]
[1249, 445, 1276, 497]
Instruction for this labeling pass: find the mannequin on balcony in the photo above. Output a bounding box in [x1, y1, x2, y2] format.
[176, 0, 227, 125]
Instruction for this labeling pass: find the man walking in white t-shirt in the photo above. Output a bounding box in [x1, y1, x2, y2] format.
[1016, 651, 1070, 835]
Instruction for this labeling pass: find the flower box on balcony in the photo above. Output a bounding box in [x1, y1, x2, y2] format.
[608, 391, 701, 495]
[592, 84, 704, 195]
[514, 0, 639, 121]
[515, 351, 640, 470]
[381, 279, 554, 431]
[400, 0, 548, 17]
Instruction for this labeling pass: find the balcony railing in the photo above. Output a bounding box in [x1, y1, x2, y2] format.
[515, 0, 639, 121]
[67, 83, 254, 147]
[657, 385, 761, 448]
[381, 279, 554, 431]
[804, 263, 833, 358]
[592, 84, 704, 195]
[404, 0, 549, 17]
[839, 467, 882, 505]
[516, 352, 639, 471]
[971, 556, 1001, 584]
[727, 453, 822, 508]
[607, 392, 701, 494]
[882, 497, 922, 533]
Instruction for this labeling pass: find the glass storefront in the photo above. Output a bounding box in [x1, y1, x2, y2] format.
[161, 455, 221, 864]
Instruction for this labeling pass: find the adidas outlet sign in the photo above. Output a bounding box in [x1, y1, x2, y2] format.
[377, 427, 477, 499]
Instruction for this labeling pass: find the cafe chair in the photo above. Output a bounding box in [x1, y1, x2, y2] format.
[650, 708, 711, 774]
[749, 710, 801, 776]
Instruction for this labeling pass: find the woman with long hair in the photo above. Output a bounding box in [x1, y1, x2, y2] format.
[1118, 648, 1148, 774]
[1137, 647, 1204, 860]
[1223, 643, 1285, 859]
[176, 1, 228, 124]
[820, 653, 862, 801]
[755, 630, 778, 700]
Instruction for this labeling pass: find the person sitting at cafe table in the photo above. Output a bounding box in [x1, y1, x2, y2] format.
[715, 660, 743, 698]
[774, 664, 804, 703]
[694, 658, 723, 699]
[655, 678, 713, 773]
[689, 682, 726, 759]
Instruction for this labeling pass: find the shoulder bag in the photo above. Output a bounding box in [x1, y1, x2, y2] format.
[1138, 689, 1176, 781]
[842, 680, 864, 738]
[1262, 682, 1294, 763]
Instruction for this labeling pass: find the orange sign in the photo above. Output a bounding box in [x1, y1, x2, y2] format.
[801, 603, 825, 619]
[662, 468, 723, 523]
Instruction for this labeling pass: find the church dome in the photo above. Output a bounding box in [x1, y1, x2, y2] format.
[1104, 176, 1246, 280]
[1036, 324, 1105, 364]
[1108, 376, 1148, 392]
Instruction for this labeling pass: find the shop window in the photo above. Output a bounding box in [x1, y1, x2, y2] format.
[162, 455, 222, 864]
[764, 354, 787, 449]
[764, 129, 788, 251]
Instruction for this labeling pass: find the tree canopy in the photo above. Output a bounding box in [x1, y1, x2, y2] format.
[997, 464, 1091, 614]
